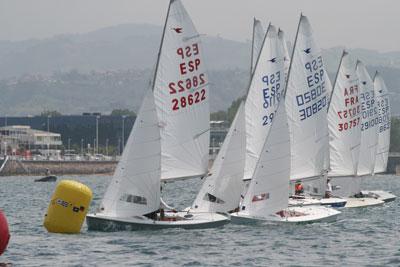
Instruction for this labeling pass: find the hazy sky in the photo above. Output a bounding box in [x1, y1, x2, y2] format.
[0, 0, 398, 52]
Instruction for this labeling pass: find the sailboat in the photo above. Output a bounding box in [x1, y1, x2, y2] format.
[327, 52, 383, 208]
[231, 94, 340, 223]
[361, 72, 397, 202]
[191, 23, 285, 214]
[284, 15, 346, 208]
[86, 0, 229, 231]
[190, 102, 246, 213]
[356, 60, 378, 178]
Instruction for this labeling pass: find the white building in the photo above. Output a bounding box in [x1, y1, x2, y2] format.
[0, 125, 62, 158]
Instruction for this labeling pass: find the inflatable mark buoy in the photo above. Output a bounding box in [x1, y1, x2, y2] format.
[44, 180, 92, 234]
[0, 210, 10, 255]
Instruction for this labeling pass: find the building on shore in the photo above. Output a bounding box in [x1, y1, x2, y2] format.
[210, 120, 229, 157]
[0, 125, 62, 159]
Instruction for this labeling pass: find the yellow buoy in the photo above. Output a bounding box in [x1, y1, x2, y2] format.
[44, 180, 92, 234]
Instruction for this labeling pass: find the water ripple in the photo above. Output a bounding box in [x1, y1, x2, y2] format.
[0, 175, 399, 266]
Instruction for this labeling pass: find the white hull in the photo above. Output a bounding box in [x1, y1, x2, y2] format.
[361, 190, 397, 202]
[231, 206, 341, 224]
[289, 196, 347, 208]
[344, 197, 384, 208]
[86, 211, 229, 231]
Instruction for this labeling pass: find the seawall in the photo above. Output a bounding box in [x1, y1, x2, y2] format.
[0, 159, 117, 176]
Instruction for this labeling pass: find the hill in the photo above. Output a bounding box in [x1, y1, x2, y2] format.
[0, 23, 399, 115]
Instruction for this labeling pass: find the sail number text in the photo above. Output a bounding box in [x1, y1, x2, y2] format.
[169, 43, 207, 111]
[295, 56, 328, 121]
[360, 90, 378, 131]
[337, 85, 361, 131]
[376, 98, 390, 133]
[262, 71, 281, 126]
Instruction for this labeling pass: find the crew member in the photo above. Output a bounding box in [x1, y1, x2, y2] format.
[325, 178, 333, 198]
[294, 181, 304, 195]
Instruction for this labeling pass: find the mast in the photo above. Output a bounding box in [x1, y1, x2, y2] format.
[151, 0, 174, 91]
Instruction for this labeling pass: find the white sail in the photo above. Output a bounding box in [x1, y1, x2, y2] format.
[328, 51, 361, 177]
[251, 18, 265, 74]
[243, 24, 285, 180]
[100, 89, 161, 217]
[153, 0, 209, 181]
[374, 72, 391, 173]
[241, 99, 290, 217]
[191, 102, 246, 212]
[278, 29, 291, 79]
[285, 15, 330, 180]
[356, 61, 378, 176]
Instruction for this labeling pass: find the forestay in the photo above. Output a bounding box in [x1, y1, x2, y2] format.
[328, 51, 361, 177]
[356, 61, 378, 176]
[374, 72, 391, 173]
[285, 15, 330, 180]
[99, 89, 161, 217]
[243, 24, 285, 180]
[240, 99, 290, 217]
[191, 102, 246, 213]
[153, 0, 209, 181]
[250, 18, 265, 74]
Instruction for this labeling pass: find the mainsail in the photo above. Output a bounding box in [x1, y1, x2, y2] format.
[153, 0, 209, 181]
[328, 51, 361, 177]
[243, 24, 285, 180]
[250, 18, 265, 74]
[356, 61, 378, 176]
[374, 72, 391, 173]
[278, 29, 291, 79]
[191, 102, 246, 212]
[100, 89, 161, 217]
[285, 15, 330, 180]
[240, 98, 291, 217]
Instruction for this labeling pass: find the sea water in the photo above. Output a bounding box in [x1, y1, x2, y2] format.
[0, 175, 399, 266]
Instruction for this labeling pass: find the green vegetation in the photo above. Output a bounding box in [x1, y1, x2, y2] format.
[40, 110, 62, 117]
[390, 117, 400, 152]
[211, 96, 245, 125]
[110, 109, 136, 117]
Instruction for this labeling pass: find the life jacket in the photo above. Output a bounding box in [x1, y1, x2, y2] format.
[295, 183, 304, 193]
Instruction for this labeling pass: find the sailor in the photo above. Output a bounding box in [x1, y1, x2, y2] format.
[45, 168, 51, 176]
[294, 181, 304, 195]
[160, 209, 165, 220]
[325, 178, 333, 198]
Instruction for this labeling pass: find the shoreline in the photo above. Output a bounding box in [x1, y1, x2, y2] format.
[0, 158, 117, 176]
